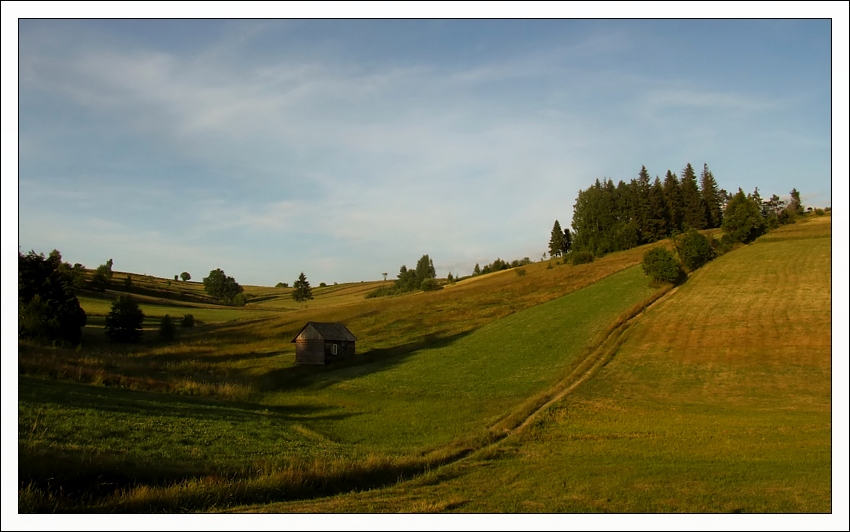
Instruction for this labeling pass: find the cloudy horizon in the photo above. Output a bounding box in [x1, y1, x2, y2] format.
[9, 15, 841, 287]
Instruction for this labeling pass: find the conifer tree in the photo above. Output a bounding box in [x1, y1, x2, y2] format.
[549, 220, 566, 257]
[680, 163, 706, 230]
[634, 165, 653, 243]
[662, 170, 684, 233]
[700, 163, 723, 228]
[292, 272, 313, 303]
[646, 176, 669, 242]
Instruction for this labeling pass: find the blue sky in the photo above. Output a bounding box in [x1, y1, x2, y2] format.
[7, 11, 844, 287]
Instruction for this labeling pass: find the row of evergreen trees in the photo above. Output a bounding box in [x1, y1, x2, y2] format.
[569, 163, 724, 256]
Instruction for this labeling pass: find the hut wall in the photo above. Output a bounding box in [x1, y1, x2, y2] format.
[324, 341, 355, 362]
[295, 340, 326, 365]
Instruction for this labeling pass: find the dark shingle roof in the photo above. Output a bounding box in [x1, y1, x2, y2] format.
[291, 322, 357, 343]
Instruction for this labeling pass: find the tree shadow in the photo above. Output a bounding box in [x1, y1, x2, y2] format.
[257, 330, 476, 392]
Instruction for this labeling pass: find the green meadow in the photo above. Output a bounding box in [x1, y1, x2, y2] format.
[251, 215, 832, 514]
[18, 216, 832, 513]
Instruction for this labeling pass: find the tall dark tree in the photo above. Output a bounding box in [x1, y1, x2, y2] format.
[680, 163, 706, 230]
[700, 163, 723, 228]
[473, 263, 481, 276]
[562, 227, 572, 255]
[645, 176, 669, 242]
[291, 272, 313, 303]
[662, 170, 685, 233]
[634, 165, 653, 243]
[549, 220, 566, 257]
[18, 249, 87, 346]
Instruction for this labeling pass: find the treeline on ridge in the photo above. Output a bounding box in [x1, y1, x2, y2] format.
[565, 162, 810, 258]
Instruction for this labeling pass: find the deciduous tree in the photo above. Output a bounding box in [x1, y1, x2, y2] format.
[203, 268, 244, 304]
[18, 249, 87, 346]
[722, 188, 766, 243]
[104, 295, 145, 343]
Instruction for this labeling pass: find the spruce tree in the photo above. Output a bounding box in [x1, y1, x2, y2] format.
[700, 163, 723, 228]
[291, 272, 313, 303]
[662, 170, 684, 233]
[549, 220, 566, 257]
[680, 163, 706, 230]
[646, 176, 669, 242]
[634, 166, 653, 243]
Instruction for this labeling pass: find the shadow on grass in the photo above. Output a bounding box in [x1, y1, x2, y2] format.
[257, 330, 476, 392]
[19, 376, 350, 423]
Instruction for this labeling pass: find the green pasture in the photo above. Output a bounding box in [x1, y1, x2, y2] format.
[256, 216, 832, 513]
[19, 265, 658, 510]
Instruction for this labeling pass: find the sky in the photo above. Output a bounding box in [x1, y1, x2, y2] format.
[5, 7, 844, 287]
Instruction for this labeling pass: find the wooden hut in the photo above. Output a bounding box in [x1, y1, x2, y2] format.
[291, 322, 357, 365]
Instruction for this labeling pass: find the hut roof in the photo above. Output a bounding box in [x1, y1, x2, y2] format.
[291, 322, 357, 343]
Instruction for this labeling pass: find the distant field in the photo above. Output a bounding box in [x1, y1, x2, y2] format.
[251, 215, 832, 513]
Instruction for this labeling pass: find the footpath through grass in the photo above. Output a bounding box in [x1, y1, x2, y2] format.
[19, 261, 659, 511]
[252, 215, 834, 514]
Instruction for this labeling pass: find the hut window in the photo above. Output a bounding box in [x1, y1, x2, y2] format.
[331, 343, 338, 355]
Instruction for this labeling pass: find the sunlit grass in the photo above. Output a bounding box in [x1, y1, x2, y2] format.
[249, 216, 832, 513]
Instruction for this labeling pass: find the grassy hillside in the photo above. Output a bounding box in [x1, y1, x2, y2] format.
[251, 215, 832, 513]
[19, 240, 664, 512]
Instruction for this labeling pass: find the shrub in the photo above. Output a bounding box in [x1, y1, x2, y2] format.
[181, 314, 195, 328]
[641, 247, 683, 284]
[515, 268, 527, 277]
[673, 229, 715, 272]
[365, 285, 398, 299]
[420, 278, 439, 291]
[814, 208, 825, 216]
[104, 295, 145, 343]
[571, 251, 595, 265]
[319, 282, 327, 288]
[159, 314, 175, 340]
[227, 293, 248, 306]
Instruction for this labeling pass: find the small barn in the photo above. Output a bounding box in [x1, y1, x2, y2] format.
[291, 322, 357, 365]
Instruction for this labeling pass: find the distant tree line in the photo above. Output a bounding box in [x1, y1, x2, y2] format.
[472, 256, 532, 277]
[367, 254, 438, 298]
[569, 163, 724, 256]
